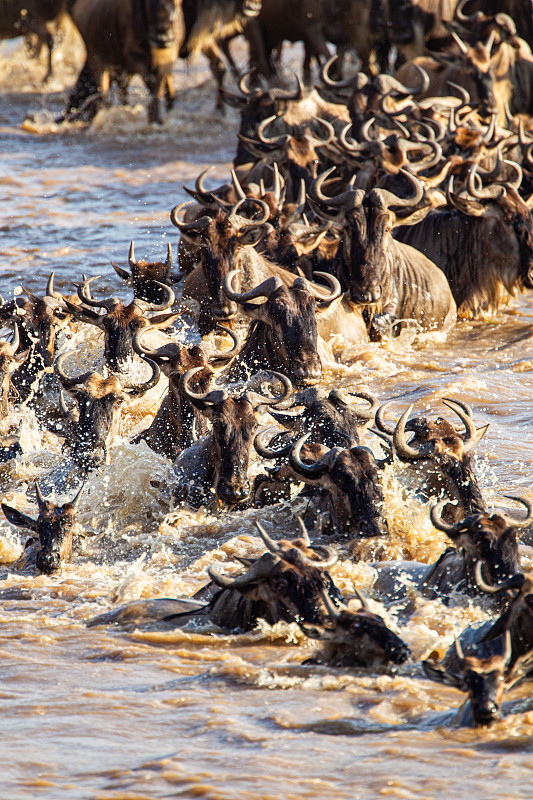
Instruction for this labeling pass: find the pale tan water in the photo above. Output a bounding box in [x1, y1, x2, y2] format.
[1, 33, 533, 800]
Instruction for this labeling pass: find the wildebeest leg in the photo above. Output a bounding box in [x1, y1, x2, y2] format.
[302, 28, 330, 84]
[203, 44, 227, 112]
[144, 72, 164, 124]
[17, 12, 54, 81]
[219, 35, 241, 81]
[58, 62, 103, 123]
[246, 20, 273, 83]
[164, 75, 175, 111]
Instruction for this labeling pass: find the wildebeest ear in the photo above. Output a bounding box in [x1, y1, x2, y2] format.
[13, 348, 30, 367]
[1, 503, 38, 531]
[422, 659, 466, 690]
[471, 423, 489, 447]
[237, 225, 267, 248]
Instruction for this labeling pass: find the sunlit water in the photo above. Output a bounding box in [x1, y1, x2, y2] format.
[1, 32, 533, 800]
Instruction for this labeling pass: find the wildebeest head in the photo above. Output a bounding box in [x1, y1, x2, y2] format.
[111, 241, 175, 303]
[205, 518, 340, 627]
[55, 351, 160, 473]
[430, 495, 531, 589]
[171, 198, 270, 321]
[311, 168, 424, 306]
[64, 276, 176, 371]
[223, 269, 341, 387]
[301, 589, 410, 669]
[423, 632, 512, 727]
[2, 481, 84, 574]
[377, 397, 489, 518]
[181, 367, 292, 505]
[289, 434, 388, 538]
[449, 31, 497, 116]
[269, 386, 379, 447]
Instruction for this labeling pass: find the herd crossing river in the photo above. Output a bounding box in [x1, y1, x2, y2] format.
[2, 27, 533, 800]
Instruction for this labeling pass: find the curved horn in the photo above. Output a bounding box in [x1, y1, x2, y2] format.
[54, 351, 95, 389]
[231, 168, 246, 202]
[170, 203, 211, 234]
[441, 398, 480, 452]
[255, 520, 282, 554]
[451, 31, 469, 56]
[310, 167, 365, 209]
[165, 242, 172, 269]
[180, 366, 228, 408]
[499, 495, 533, 528]
[254, 426, 293, 459]
[35, 481, 46, 508]
[320, 54, 354, 89]
[10, 324, 19, 354]
[308, 272, 342, 304]
[333, 389, 379, 421]
[393, 405, 422, 459]
[196, 165, 216, 198]
[474, 560, 526, 594]
[222, 269, 282, 304]
[467, 163, 505, 201]
[209, 324, 240, 363]
[455, 636, 465, 662]
[136, 281, 175, 313]
[295, 515, 310, 545]
[430, 499, 460, 535]
[321, 589, 344, 619]
[257, 115, 289, 147]
[373, 170, 424, 210]
[246, 371, 293, 408]
[75, 277, 114, 311]
[375, 400, 396, 436]
[125, 358, 161, 396]
[208, 557, 278, 589]
[289, 433, 335, 478]
[69, 482, 85, 509]
[128, 240, 137, 270]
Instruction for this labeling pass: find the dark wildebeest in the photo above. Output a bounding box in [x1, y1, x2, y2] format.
[63, 0, 183, 124]
[422, 631, 521, 727]
[312, 170, 456, 339]
[0, 0, 68, 80]
[64, 276, 176, 373]
[373, 495, 530, 602]
[87, 518, 343, 631]
[0, 276, 72, 402]
[132, 323, 239, 459]
[54, 351, 160, 474]
[0, 326, 29, 422]
[287, 433, 388, 538]
[376, 398, 489, 519]
[395, 170, 533, 316]
[2, 482, 84, 574]
[301, 588, 410, 669]
[168, 367, 292, 508]
[111, 241, 177, 304]
[222, 270, 342, 387]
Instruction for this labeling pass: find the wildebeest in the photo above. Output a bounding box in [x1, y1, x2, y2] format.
[63, 0, 183, 124]
[301, 588, 410, 669]
[0, 278, 72, 401]
[87, 518, 342, 631]
[395, 173, 533, 315]
[0, 326, 28, 423]
[423, 631, 518, 727]
[287, 433, 388, 538]
[111, 241, 176, 304]
[0, 0, 68, 80]
[2, 481, 84, 574]
[312, 170, 456, 337]
[54, 351, 160, 473]
[64, 276, 176, 372]
[376, 398, 488, 518]
[168, 367, 292, 507]
[132, 322, 239, 459]
[374, 495, 530, 601]
[222, 270, 342, 386]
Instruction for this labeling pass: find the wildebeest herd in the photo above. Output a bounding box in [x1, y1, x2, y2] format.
[3, 0, 533, 733]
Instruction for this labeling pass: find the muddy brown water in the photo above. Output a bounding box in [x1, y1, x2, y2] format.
[1, 33, 533, 800]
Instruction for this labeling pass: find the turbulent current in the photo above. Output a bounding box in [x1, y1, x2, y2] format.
[1, 30, 533, 800]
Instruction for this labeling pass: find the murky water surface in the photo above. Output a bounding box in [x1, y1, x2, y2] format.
[1, 34, 533, 800]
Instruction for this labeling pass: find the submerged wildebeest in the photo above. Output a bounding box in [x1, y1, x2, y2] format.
[2, 482, 84, 574]
[87, 518, 342, 632]
[132, 323, 239, 459]
[64, 275, 176, 372]
[301, 588, 410, 669]
[111, 241, 177, 304]
[376, 398, 489, 519]
[54, 351, 161, 473]
[373, 495, 531, 602]
[168, 367, 292, 508]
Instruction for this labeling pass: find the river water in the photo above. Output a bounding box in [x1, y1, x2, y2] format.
[1, 30, 533, 800]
